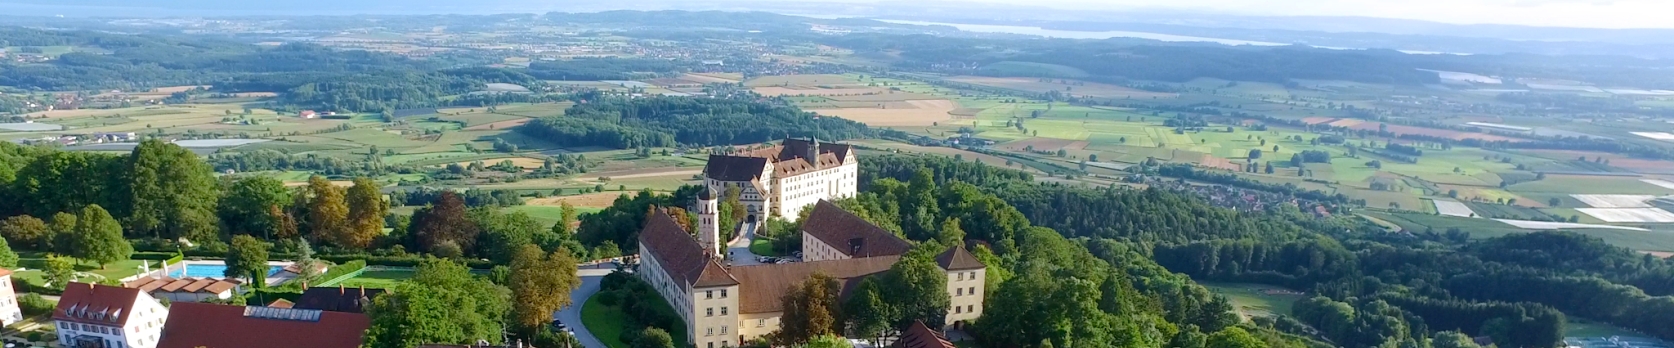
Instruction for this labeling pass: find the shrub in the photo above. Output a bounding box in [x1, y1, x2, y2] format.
[18, 293, 54, 316]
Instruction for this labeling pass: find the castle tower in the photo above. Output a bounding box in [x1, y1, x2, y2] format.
[807, 136, 820, 169]
[697, 187, 722, 258]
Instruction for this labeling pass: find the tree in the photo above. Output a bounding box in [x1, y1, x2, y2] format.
[556, 201, 580, 234]
[0, 235, 17, 267]
[0, 215, 51, 250]
[1548, 198, 1562, 207]
[721, 186, 746, 237]
[225, 235, 270, 284]
[1432, 331, 1483, 348]
[292, 238, 324, 283]
[477, 209, 545, 265]
[219, 176, 291, 238]
[127, 140, 220, 241]
[43, 255, 75, 289]
[47, 212, 76, 255]
[1088, 154, 1099, 162]
[841, 278, 892, 344]
[338, 177, 385, 250]
[305, 176, 349, 243]
[881, 254, 950, 328]
[271, 205, 300, 239]
[73, 204, 131, 269]
[411, 191, 480, 254]
[1247, 149, 1263, 160]
[631, 328, 674, 348]
[364, 259, 511, 348]
[777, 272, 841, 346]
[1264, 162, 1275, 174]
[937, 218, 965, 247]
[593, 240, 622, 260]
[1206, 327, 1264, 348]
[802, 335, 852, 348]
[509, 245, 581, 330]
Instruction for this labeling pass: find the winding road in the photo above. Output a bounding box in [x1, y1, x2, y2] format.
[555, 262, 619, 348]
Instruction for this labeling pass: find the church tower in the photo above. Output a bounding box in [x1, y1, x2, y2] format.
[697, 187, 722, 258]
[806, 136, 820, 169]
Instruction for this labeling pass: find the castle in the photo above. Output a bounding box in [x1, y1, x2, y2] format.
[701, 137, 859, 224]
[637, 141, 983, 348]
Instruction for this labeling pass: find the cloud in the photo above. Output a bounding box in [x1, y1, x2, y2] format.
[956, 0, 1674, 28]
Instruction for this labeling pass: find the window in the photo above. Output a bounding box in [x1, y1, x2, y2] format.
[709, 343, 715, 348]
[706, 291, 714, 299]
[721, 326, 729, 334]
[707, 308, 714, 317]
[707, 328, 714, 336]
[956, 273, 964, 281]
[757, 319, 765, 327]
[970, 287, 977, 295]
[955, 306, 963, 314]
[956, 288, 963, 296]
[968, 305, 975, 312]
[721, 307, 728, 315]
[721, 289, 728, 298]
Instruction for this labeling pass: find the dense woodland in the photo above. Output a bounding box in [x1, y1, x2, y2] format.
[517, 96, 873, 149]
[855, 155, 1674, 347]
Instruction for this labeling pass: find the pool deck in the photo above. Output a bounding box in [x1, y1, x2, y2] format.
[129, 260, 298, 287]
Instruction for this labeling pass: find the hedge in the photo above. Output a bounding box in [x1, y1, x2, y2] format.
[315, 260, 368, 286]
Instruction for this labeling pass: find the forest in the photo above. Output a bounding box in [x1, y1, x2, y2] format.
[516, 95, 873, 149]
[852, 155, 1674, 347]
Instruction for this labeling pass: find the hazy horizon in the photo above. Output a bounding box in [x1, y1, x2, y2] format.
[4, 0, 1674, 30]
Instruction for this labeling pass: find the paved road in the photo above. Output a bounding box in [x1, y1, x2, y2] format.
[726, 222, 764, 266]
[556, 263, 619, 348]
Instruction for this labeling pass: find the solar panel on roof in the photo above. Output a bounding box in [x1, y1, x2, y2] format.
[242, 306, 323, 322]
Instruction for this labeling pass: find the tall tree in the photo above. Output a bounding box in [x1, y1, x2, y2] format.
[777, 272, 842, 346]
[11, 151, 127, 219]
[47, 212, 76, 255]
[224, 235, 270, 284]
[340, 177, 386, 249]
[364, 259, 511, 348]
[840, 277, 892, 344]
[0, 215, 51, 250]
[270, 205, 300, 240]
[72, 204, 130, 269]
[509, 245, 581, 330]
[881, 253, 950, 327]
[937, 217, 965, 247]
[556, 201, 580, 234]
[127, 140, 219, 241]
[410, 191, 479, 254]
[219, 176, 291, 238]
[1206, 327, 1265, 348]
[802, 335, 852, 348]
[477, 209, 544, 265]
[292, 238, 324, 283]
[305, 176, 349, 244]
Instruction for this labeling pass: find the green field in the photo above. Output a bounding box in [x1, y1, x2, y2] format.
[1201, 282, 1305, 320]
[582, 286, 691, 348]
[336, 269, 414, 289]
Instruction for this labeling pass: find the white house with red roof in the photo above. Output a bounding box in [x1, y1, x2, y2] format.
[53, 282, 169, 348]
[0, 269, 22, 326]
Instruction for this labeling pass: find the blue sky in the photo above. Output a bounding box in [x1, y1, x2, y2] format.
[941, 0, 1673, 29]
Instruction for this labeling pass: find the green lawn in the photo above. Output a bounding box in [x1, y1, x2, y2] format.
[335, 269, 413, 289]
[12, 255, 153, 288]
[582, 287, 691, 348]
[582, 296, 633, 348]
[1201, 282, 1305, 320]
[749, 238, 780, 256]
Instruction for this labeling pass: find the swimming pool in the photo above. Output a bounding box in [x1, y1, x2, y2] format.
[169, 264, 284, 278]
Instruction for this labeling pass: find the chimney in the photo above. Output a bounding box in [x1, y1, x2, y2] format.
[339, 285, 344, 296]
[301, 281, 308, 289]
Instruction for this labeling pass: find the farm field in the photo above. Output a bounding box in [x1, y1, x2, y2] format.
[943, 76, 1178, 99]
[1431, 199, 1479, 217]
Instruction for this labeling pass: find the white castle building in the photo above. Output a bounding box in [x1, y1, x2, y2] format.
[702, 138, 859, 223]
[637, 197, 985, 348]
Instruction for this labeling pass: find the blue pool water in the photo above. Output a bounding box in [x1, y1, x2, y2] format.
[169, 264, 284, 278]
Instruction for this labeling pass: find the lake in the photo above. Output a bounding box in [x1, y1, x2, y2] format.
[879, 19, 1459, 55]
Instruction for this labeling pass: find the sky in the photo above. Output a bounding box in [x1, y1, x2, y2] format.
[953, 0, 1674, 29]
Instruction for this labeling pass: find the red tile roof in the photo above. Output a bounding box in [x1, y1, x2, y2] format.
[638, 209, 737, 289]
[54, 283, 143, 325]
[294, 286, 384, 313]
[729, 255, 900, 313]
[125, 276, 242, 295]
[157, 302, 370, 348]
[935, 245, 985, 271]
[0, 268, 12, 277]
[892, 321, 955, 348]
[801, 200, 910, 258]
[704, 155, 770, 181]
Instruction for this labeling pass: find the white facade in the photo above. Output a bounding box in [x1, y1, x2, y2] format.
[0, 273, 21, 326]
[769, 162, 859, 219]
[56, 289, 168, 348]
[946, 269, 987, 326]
